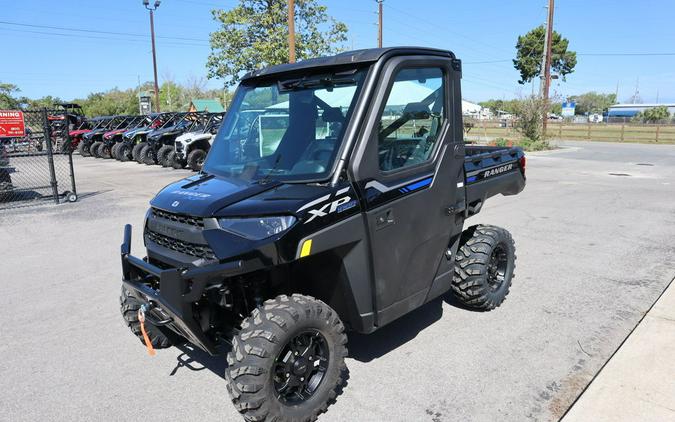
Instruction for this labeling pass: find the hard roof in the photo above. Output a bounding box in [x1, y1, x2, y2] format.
[242, 47, 456, 81]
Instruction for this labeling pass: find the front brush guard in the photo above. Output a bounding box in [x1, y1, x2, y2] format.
[121, 224, 242, 355]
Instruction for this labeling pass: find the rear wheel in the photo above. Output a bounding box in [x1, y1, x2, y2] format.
[119, 286, 179, 349]
[157, 145, 174, 167]
[451, 225, 516, 311]
[132, 142, 146, 163]
[226, 294, 347, 422]
[187, 149, 207, 172]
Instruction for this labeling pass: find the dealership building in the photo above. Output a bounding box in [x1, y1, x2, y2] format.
[607, 103, 675, 122]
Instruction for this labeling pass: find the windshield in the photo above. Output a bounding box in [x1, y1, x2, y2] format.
[203, 67, 367, 182]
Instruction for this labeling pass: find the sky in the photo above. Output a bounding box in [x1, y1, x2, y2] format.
[3, 0, 675, 104]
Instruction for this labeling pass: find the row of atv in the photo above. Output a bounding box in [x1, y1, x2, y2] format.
[73, 111, 223, 171]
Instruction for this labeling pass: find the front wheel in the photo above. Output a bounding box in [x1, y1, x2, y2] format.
[187, 149, 207, 172]
[168, 151, 184, 169]
[119, 286, 179, 349]
[226, 294, 347, 422]
[140, 145, 156, 165]
[132, 142, 146, 163]
[77, 141, 90, 157]
[451, 225, 516, 311]
[157, 145, 174, 167]
[90, 141, 102, 158]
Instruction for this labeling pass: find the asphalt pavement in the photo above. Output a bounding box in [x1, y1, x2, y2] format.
[1, 140, 674, 422]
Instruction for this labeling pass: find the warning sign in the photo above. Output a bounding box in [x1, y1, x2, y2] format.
[0, 110, 26, 137]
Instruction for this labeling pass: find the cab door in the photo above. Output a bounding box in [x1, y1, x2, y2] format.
[349, 56, 465, 327]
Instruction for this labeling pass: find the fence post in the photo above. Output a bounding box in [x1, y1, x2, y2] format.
[656, 125, 660, 142]
[587, 123, 591, 139]
[42, 109, 60, 204]
[558, 123, 562, 138]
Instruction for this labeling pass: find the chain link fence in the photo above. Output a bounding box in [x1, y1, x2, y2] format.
[0, 109, 77, 210]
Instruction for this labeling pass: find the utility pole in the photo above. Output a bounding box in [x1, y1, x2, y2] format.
[541, 0, 555, 133]
[143, 0, 162, 112]
[377, 0, 383, 48]
[288, 0, 296, 63]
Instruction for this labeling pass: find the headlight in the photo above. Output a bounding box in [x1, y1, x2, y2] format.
[218, 216, 296, 240]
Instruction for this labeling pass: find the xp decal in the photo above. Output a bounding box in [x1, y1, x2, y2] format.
[300, 187, 354, 223]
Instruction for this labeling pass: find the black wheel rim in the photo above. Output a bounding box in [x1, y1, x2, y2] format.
[487, 244, 508, 291]
[272, 330, 329, 405]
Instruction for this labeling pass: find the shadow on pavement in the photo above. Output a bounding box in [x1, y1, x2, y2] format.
[170, 340, 351, 405]
[170, 343, 227, 378]
[347, 298, 444, 362]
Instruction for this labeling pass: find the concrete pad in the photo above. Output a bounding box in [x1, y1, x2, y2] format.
[2, 141, 675, 421]
[562, 282, 675, 422]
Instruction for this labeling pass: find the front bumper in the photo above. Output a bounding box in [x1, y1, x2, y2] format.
[120, 224, 243, 355]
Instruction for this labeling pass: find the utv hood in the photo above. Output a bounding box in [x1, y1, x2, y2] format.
[123, 127, 150, 139]
[150, 173, 329, 219]
[151, 174, 282, 217]
[104, 129, 125, 139]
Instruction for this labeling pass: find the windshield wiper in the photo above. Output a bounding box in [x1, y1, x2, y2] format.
[279, 77, 356, 92]
[258, 154, 282, 185]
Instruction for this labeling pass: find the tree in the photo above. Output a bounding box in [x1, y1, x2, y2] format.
[207, 0, 348, 87]
[479, 98, 559, 116]
[26, 95, 64, 109]
[633, 106, 671, 124]
[568, 92, 617, 115]
[513, 25, 577, 85]
[0, 83, 23, 109]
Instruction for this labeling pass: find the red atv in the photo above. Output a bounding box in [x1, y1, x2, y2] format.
[48, 103, 86, 153]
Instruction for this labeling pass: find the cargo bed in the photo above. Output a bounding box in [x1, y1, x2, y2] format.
[462, 145, 526, 215]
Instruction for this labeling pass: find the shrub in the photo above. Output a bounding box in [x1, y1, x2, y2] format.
[493, 138, 511, 147]
[513, 95, 546, 142]
[518, 138, 551, 151]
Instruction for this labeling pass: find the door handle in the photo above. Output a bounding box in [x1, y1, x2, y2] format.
[375, 209, 395, 230]
[446, 200, 466, 215]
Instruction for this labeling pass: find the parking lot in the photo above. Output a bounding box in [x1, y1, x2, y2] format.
[1, 140, 674, 422]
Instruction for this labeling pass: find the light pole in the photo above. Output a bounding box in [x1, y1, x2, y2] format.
[143, 0, 161, 112]
[288, 0, 296, 63]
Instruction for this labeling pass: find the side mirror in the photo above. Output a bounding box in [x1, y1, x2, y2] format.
[402, 102, 431, 120]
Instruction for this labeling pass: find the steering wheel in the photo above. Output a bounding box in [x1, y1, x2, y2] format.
[380, 140, 423, 170]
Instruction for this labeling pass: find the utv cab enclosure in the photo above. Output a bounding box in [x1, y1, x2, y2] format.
[119, 47, 526, 422]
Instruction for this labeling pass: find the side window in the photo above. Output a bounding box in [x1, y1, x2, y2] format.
[377, 67, 445, 172]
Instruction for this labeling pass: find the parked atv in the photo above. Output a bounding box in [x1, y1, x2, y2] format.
[92, 116, 141, 158]
[118, 47, 527, 422]
[168, 113, 224, 171]
[0, 144, 14, 199]
[138, 112, 199, 166]
[125, 113, 183, 163]
[99, 116, 145, 159]
[78, 116, 117, 157]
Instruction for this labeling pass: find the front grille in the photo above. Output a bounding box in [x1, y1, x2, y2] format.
[146, 230, 216, 260]
[151, 207, 204, 227]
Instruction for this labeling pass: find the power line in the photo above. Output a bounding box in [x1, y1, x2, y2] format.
[0, 20, 208, 43]
[578, 52, 675, 56]
[464, 59, 512, 64]
[0, 26, 209, 47]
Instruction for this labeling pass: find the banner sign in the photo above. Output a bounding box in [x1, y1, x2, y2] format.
[561, 102, 576, 117]
[0, 110, 26, 137]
